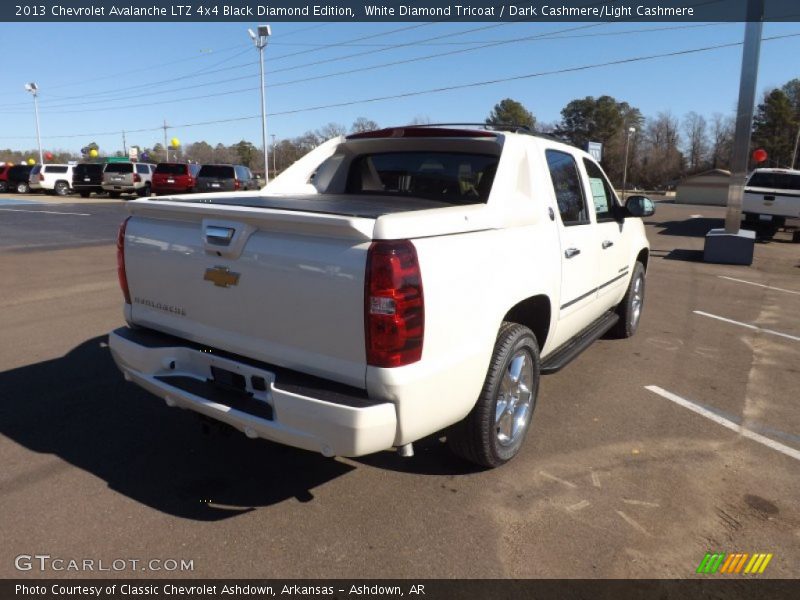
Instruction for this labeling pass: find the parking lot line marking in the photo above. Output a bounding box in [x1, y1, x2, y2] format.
[718, 275, 800, 296]
[0, 208, 90, 216]
[693, 310, 800, 342]
[615, 510, 650, 536]
[645, 385, 800, 462]
[591, 471, 601, 488]
[622, 499, 660, 508]
[566, 500, 591, 512]
[539, 470, 577, 489]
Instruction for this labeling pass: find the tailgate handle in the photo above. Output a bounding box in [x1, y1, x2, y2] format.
[205, 226, 235, 246]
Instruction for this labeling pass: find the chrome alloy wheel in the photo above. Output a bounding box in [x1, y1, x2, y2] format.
[495, 350, 535, 447]
[631, 274, 644, 327]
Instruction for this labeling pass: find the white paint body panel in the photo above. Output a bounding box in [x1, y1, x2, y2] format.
[112, 131, 651, 455]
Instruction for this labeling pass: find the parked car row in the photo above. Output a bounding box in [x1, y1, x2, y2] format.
[0, 161, 261, 198]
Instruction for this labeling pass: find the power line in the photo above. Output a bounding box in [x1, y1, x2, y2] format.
[3, 21, 715, 114]
[6, 32, 798, 143]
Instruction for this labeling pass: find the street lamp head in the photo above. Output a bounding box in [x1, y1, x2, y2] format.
[247, 28, 256, 41]
[257, 25, 271, 38]
[24, 82, 38, 93]
[628, 127, 636, 134]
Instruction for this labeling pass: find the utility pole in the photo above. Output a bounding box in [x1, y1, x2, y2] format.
[163, 120, 169, 162]
[271, 133, 276, 176]
[122, 130, 127, 157]
[792, 125, 800, 170]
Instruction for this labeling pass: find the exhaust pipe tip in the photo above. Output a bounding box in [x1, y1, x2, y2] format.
[396, 443, 414, 458]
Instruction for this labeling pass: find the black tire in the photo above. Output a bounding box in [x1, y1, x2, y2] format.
[16, 181, 29, 194]
[0, 181, 7, 193]
[79, 191, 90, 198]
[138, 183, 151, 197]
[54, 181, 69, 196]
[611, 262, 646, 338]
[108, 192, 121, 199]
[447, 322, 541, 468]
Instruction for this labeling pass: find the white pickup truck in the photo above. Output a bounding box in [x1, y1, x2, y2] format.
[741, 168, 800, 237]
[109, 126, 654, 468]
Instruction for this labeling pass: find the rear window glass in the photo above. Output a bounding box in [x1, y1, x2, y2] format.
[104, 163, 133, 174]
[198, 165, 234, 179]
[9, 166, 31, 177]
[74, 163, 103, 176]
[346, 152, 499, 205]
[45, 166, 68, 174]
[746, 172, 800, 191]
[155, 163, 188, 175]
[136, 164, 150, 174]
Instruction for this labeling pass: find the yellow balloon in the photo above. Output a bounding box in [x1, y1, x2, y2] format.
[89, 148, 99, 158]
[27, 158, 35, 165]
[170, 137, 180, 148]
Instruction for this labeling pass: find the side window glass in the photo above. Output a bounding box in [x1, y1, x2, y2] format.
[545, 150, 588, 225]
[582, 158, 617, 220]
[136, 164, 148, 174]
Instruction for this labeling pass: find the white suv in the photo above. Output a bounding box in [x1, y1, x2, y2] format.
[29, 164, 75, 196]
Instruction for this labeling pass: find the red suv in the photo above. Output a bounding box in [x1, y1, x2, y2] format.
[0, 163, 11, 192]
[151, 163, 201, 196]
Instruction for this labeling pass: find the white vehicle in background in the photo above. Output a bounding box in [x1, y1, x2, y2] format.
[109, 126, 654, 468]
[28, 163, 75, 196]
[742, 168, 800, 237]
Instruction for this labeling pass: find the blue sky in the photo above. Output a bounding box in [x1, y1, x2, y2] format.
[0, 20, 798, 155]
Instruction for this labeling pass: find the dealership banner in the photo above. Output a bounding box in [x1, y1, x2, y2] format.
[5, 580, 800, 599]
[2, 0, 799, 22]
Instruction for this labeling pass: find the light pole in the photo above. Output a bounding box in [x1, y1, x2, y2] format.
[792, 125, 800, 170]
[622, 126, 636, 200]
[248, 25, 271, 184]
[24, 83, 44, 165]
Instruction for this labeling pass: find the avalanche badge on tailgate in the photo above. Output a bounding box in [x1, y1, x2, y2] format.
[204, 266, 240, 288]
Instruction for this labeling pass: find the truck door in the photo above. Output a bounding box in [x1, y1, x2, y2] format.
[582, 157, 631, 310]
[544, 149, 603, 343]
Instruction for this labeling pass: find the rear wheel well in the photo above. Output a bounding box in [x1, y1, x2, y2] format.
[636, 248, 649, 271]
[502, 295, 551, 349]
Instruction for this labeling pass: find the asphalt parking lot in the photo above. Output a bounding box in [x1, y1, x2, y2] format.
[0, 195, 798, 578]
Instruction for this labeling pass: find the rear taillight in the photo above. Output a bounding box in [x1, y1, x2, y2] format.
[365, 240, 424, 367]
[39, 174, 44, 181]
[234, 179, 240, 190]
[187, 176, 194, 186]
[117, 217, 132, 304]
[133, 173, 141, 183]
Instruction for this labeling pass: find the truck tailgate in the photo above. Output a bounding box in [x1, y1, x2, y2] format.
[123, 199, 376, 388]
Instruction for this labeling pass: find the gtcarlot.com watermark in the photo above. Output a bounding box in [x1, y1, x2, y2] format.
[15, 554, 194, 572]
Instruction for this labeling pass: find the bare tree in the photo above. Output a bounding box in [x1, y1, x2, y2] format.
[709, 113, 734, 169]
[351, 117, 380, 133]
[683, 111, 709, 172]
[640, 112, 684, 188]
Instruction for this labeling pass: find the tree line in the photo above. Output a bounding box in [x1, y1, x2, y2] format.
[3, 80, 798, 188]
[486, 78, 800, 189]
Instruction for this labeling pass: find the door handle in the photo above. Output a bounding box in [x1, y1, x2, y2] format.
[602, 240, 614, 249]
[205, 226, 235, 246]
[564, 247, 581, 259]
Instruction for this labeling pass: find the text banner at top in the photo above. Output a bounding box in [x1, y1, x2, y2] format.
[3, 0, 799, 22]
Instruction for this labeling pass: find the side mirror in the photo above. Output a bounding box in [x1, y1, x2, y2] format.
[625, 195, 655, 217]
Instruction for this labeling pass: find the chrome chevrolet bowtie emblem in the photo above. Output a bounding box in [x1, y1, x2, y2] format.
[204, 266, 240, 288]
